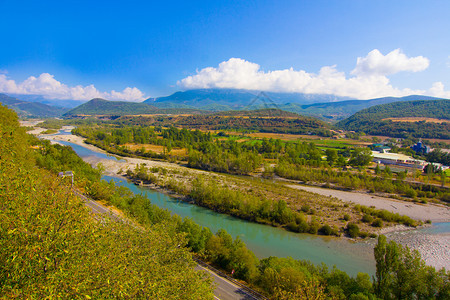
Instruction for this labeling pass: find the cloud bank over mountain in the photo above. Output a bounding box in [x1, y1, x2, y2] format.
[0, 73, 145, 101]
[1, 49, 449, 102]
[179, 49, 450, 99]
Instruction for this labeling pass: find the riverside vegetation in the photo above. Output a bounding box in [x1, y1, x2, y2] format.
[3, 104, 450, 298]
[65, 119, 449, 203]
[45, 118, 450, 237]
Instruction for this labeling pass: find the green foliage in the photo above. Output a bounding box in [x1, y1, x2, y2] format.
[0, 104, 214, 299]
[337, 99, 450, 139]
[374, 235, 450, 299]
[346, 223, 360, 238]
[275, 161, 449, 203]
[426, 149, 450, 166]
[7, 103, 449, 299]
[362, 214, 374, 223]
[349, 148, 373, 167]
[189, 178, 298, 226]
[354, 204, 417, 227]
[64, 98, 161, 116]
[319, 224, 333, 235]
[372, 219, 383, 228]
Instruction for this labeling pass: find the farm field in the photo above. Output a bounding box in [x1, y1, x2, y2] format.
[383, 117, 450, 123]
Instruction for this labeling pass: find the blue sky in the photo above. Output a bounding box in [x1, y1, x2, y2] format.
[0, 0, 449, 101]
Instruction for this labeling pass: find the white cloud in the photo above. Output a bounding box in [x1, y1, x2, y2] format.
[351, 49, 429, 76]
[428, 82, 450, 99]
[0, 73, 146, 102]
[178, 49, 449, 99]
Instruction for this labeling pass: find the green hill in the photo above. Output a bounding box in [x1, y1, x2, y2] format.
[0, 93, 68, 117]
[64, 98, 209, 117]
[64, 98, 160, 116]
[337, 99, 450, 139]
[279, 95, 442, 121]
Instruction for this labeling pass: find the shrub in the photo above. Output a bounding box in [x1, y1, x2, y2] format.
[372, 219, 383, 227]
[343, 214, 350, 221]
[362, 214, 373, 223]
[405, 188, 417, 198]
[286, 222, 299, 232]
[346, 223, 360, 238]
[359, 232, 369, 239]
[319, 224, 333, 235]
[308, 220, 320, 234]
[301, 204, 310, 213]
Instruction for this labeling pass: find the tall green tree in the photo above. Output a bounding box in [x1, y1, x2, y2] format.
[374, 235, 449, 299]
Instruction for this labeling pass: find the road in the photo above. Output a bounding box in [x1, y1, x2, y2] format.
[76, 190, 263, 300]
[195, 264, 260, 300]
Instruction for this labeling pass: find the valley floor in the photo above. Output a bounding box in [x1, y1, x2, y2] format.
[41, 128, 450, 271]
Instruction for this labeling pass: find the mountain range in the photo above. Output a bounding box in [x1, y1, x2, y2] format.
[2, 89, 448, 120]
[143, 89, 445, 120]
[0, 93, 68, 118]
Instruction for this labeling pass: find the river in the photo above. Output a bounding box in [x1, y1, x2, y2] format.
[56, 138, 377, 276]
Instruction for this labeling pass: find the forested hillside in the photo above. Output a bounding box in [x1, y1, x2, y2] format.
[63, 98, 159, 116]
[337, 100, 450, 139]
[108, 109, 332, 135]
[64, 98, 208, 116]
[285, 95, 444, 121]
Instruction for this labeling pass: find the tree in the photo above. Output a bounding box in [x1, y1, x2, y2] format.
[374, 235, 450, 299]
[325, 149, 338, 165]
[375, 164, 381, 175]
[349, 148, 373, 167]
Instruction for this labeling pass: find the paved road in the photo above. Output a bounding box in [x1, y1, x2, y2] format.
[75, 191, 263, 300]
[75, 191, 121, 221]
[195, 264, 260, 300]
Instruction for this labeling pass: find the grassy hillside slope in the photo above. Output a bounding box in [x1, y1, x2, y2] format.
[0, 103, 213, 299]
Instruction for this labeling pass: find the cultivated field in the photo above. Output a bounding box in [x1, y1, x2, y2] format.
[383, 117, 450, 123]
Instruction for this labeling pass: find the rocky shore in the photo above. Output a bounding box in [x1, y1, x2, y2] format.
[385, 229, 450, 271]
